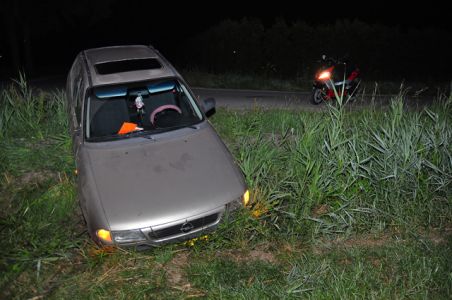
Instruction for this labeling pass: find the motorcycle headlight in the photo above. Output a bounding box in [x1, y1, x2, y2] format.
[112, 229, 146, 243]
[318, 70, 331, 80]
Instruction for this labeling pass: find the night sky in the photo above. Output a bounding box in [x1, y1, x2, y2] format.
[1, 0, 451, 80]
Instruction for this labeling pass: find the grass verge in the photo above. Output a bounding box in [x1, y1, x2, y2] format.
[0, 79, 451, 298]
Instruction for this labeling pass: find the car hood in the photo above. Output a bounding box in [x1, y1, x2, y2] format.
[83, 124, 245, 230]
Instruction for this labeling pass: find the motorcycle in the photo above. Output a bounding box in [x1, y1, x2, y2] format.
[311, 55, 361, 105]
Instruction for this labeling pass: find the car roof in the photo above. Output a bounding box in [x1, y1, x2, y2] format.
[83, 45, 178, 87]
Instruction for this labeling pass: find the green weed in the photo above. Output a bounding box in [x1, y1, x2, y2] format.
[0, 79, 450, 298]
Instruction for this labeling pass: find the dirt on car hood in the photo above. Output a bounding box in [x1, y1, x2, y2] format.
[83, 125, 245, 230]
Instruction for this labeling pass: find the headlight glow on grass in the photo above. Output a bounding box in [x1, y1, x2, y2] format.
[96, 229, 112, 242]
[242, 189, 250, 206]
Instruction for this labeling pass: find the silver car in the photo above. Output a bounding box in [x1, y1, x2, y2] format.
[66, 45, 248, 249]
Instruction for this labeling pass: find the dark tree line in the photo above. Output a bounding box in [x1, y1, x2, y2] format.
[1, 5, 450, 84]
[0, 0, 114, 77]
[184, 18, 452, 82]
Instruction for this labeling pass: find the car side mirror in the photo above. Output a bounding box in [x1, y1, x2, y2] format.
[203, 97, 216, 118]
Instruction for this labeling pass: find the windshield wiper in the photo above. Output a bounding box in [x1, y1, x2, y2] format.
[152, 123, 200, 133]
[88, 129, 152, 142]
[88, 122, 200, 142]
[138, 124, 199, 140]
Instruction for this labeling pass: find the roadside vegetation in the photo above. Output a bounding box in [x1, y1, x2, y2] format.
[182, 69, 450, 97]
[1, 78, 451, 299]
[184, 18, 451, 84]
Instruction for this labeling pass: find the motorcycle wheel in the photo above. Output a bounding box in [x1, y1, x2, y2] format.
[311, 88, 325, 105]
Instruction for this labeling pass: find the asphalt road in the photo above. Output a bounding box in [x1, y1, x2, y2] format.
[193, 87, 311, 110]
[192, 87, 433, 111]
[2, 76, 435, 111]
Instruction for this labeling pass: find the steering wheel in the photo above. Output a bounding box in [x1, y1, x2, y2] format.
[150, 105, 182, 126]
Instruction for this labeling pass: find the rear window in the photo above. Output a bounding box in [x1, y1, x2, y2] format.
[95, 58, 162, 75]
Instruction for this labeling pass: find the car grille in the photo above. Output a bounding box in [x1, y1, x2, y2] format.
[149, 213, 219, 240]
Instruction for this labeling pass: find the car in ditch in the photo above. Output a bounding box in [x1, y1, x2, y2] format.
[66, 45, 248, 249]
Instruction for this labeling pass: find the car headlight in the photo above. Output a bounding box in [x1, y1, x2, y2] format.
[112, 229, 146, 243]
[96, 229, 112, 243]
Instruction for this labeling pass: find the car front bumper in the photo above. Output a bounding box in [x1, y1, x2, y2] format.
[104, 202, 241, 249]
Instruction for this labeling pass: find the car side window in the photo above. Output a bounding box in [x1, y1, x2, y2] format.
[69, 57, 85, 126]
[69, 57, 81, 101]
[68, 57, 83, 124]
[74, 75, 84, 124]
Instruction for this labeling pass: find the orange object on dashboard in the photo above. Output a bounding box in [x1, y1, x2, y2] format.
[118, 122, 138, 135]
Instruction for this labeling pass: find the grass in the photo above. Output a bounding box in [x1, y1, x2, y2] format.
[0, 77, 451, 298]
[186, 239, 452, 299]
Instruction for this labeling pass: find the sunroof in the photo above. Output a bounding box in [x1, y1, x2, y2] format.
[95, 58, 162, 75]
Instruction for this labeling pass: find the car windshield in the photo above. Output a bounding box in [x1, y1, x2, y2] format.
[85, 79, 203, 141]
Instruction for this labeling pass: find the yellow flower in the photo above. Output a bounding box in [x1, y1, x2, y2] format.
[251, 201, 269, 218]
[183, 235, 209, 247]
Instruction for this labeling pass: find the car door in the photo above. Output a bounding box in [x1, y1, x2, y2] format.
[69, 57, 85, 158]
[69, 57, 88, 216]
[67, 56, 79, 135]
